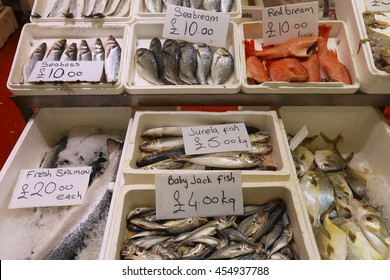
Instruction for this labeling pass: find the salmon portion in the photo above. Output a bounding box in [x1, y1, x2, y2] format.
[269, 58, 309, 82]
[246, 56, 270, 84]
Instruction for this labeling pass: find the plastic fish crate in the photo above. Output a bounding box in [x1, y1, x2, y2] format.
[134, 0, 242, 21]
[239, 20, 360, 94]
[335, 0, 390, 94]
[122, 110, 292, 184]
[0, 107, 132, 260]
[7, 23, 128, 96]
[101, 182, 320, 259]
[279, 106, 390, 259]
[30, 0, 135, 23]
[125, 21, 241, 94]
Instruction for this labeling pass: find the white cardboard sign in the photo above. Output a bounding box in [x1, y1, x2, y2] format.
[365, 0, 390, 11]
[9, 167, 92, 209]
[262, 1, 318, 46]
[28, 61, 104, 83]
[155, 172, 243, 220]
[289, 125, 309, 151]
[163, 5, 229, 47]
[182, 123, 252, 155]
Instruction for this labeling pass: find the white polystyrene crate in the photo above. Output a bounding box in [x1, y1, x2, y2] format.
[30, 0, 134, 23]
[241, 0, 264, 20]
[7, 23, 128, 96]
[279, 106, 390, 258]
[239, 20, 360, 94]
[102, 181, 320, 260]
[134, 0, 242, 21]
[122, 110, 291, 184]
[335, 0, 390, 94]
[0, 107, 132, 260]
[125, 21, 241, 94]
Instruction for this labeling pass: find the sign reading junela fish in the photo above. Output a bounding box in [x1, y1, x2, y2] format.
[9, 167, 92, 209]
[163, 5, 230, 48]
[262, 1, 318, 46]
[155, 172, 243, 220]
[182, 123, 252, 155]
[365, 0, 390, 11]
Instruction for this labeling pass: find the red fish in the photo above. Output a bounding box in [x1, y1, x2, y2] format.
[300, 51, 321, 82]
[246, 36, 322, 60]
[318, 25, 352, 84]
[268, 58, 309, 82]
[246, 56, 270, 84]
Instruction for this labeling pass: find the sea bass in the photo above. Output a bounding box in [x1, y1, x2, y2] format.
[77, 40, 92, 61]
[45, 39, 67, 61]
[60, 42, 78, 61]
[23, 42, 47, 83]
[105, 35, 121, 83]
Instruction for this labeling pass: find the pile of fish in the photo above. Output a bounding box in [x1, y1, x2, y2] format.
[135, 38, 234, 86]
[143, 0, 234, 13]
[360, 11, 390, 74]
[291, 132, 390, 260]
[135, 125, 276, 170]
[22, 36, 121, 84]
[39, 0, 132, 18]
[120, 199, 300, 260]
[245, 25, 352, 85]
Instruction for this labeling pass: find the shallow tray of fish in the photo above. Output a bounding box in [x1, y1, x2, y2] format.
[335, 0, 390, 94]
[7, 23, 128, 96]
[122, 111, 291, 184]
[279, 106, 390, 259]
[239, 20, 360, 94]
[101, 183, 319, 259]
[0, 107, 132, 259]
[125, 21, 241, 94]
[134, 0, 242, 20]
[30, 0, 134, 23]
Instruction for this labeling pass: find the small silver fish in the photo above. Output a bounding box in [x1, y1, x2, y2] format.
[179, 42, 199, 85]
[48, 0, 69, 17]
[190, 0, 203, 9]
[220, 0, 233, 12]
[140, 137, 184, 152]
[292, 145, 314, 177]
[77, 40, 92, 61]
[142, 126, 183, 139]
[105, 35, 121, 83]
[145, 0, 163, 13]
[211, 47, 234, 84]
[83, 0, 97, 17]
[93, 0, 109, 17]
[359, 214, 390, 259]
[181, 152, 263, 169]
[141, 159, 185, 170]
[345, 165, 367, 199]
[113, 0, 132, 16]
[45, 39, 67, 61]
[23, 42, 47, 83]
[135, 48, 164, 85]
[104, 0, 122, 16]
[60, 42, 78, 61]
[195, 43, 213, 85]
[208, 243, 255, 259]
[267, 225, 293, 257]
[163, 39, 185, 85]
[68, 0, 84, 18]
[150, 38, 171, 85]
[203, 0, 221, 12]
[248, 131, 271, 143]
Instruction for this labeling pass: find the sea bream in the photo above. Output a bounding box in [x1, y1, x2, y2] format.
[135, 48, 164, 85]
[211, 47, 234, 85]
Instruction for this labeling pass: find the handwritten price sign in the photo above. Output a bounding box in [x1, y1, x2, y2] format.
[9, 167, 92, 209]
[262, 1, 318, 46]
[28, 61, 104, 83]
[182, 123, 252, 155]
[163, 5, 229, 47]
[155, 172, 243, 219]
[365, 0, 390, 11]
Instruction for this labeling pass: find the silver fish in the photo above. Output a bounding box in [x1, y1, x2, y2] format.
[179, 42, 199, 85]
[220, 0, 233, 12]
[221, 228, 254, 246]
[182, 0, 191, 7]
[60, 42, 78, 61]
[93, 38, 105, 81]
[59, 0, 73, 17]
[83, 0, 97, 17]
[209, 243, 255, 259]
[163, 0, 182, 6]
[45, 138, 123, 259]
[152, 244, 180, 260]
[93, 0, 109, 17]
[40, 137, 67, 168]
[126, 207, 155, 223]
[251, 201, 286, 241]
[140, 137, 184, 152]
[128, 236, 172, 250]
[264, 222, 284, 251]
[45, 39, 67, 61]
[180, 152, 263, 169]
[314, 133, 353, 173]
[113, 0, 131, 16]
[299, 167, 335, 228]
[203, 0, 221, 12]
[77, 40, 92, 61]
[104, 0, 122, 16]
[163, 39, 185, 85]
[141, 159, 185, 170]
[48, 0, 69, 17]
[345, 165, 367, 199]
[248, 131, 270, 143]
[292, 145, 314, 177]
[135, 48, 164, 85]
[239, 211, 269, 238]
[150, 38, 171, 85]
[23, 42, 47, 83]
[248, 143, 273, 155]
[68, 0, 84, 18]
[359, 214, 390, 259]
[267, 225, 293, 257]
[142, 126, 183, 139]
[211, 47, 234, 84]
[195, 43, 213, 85]
[190, 0, 202, 9]
[105, 35, 121, 83]
[163, 217, 209, 234]
[145, 0, 163, 13]
[136, 147, 185, 167]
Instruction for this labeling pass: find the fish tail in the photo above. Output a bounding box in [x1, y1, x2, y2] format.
[345, 152, 354, 163]
[320, 132, 342, 147]
[318, 25, 332, 44]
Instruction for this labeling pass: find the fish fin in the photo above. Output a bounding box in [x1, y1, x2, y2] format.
[345, 152, 354, 163]
[313, 223, 332, 240]
[329, 49, 339, 59]
[318, 25, 332, 44]
[302, 134, 318, 146]
[320, 132, 342, 147]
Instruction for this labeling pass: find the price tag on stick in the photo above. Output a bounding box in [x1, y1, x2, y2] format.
[155, 172, 244, 220]
[9, 167, 92, 209]
[163, 5, 229, 47]
[262, 1, 318, 46]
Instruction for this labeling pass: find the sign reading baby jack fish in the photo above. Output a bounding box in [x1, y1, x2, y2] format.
[155, 172, 243, 220]
[28, 61, 104, 83]
[163, 5, 229, 47]
[262, 1, 318, 46]
[182, 123, 252, 155]
[9, 167, 92, 209]
[365, 0, 390, 11]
